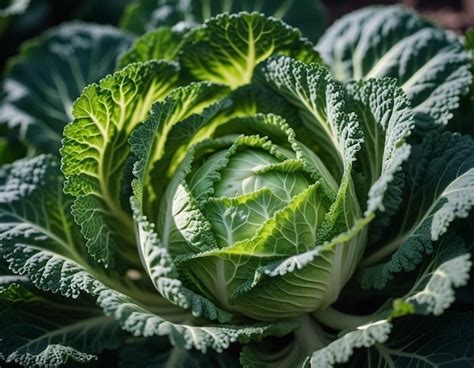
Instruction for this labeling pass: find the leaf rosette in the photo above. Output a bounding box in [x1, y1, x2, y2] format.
[1, 7, 474, 368]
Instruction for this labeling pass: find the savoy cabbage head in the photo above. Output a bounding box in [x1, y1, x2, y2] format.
[0, 5, 474, 368]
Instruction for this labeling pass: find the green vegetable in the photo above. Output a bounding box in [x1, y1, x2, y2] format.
[317, 5, 472, 127]
[0, 22, 132, 153]
[120, 0, 327, 41]
[0, 0, 29, 17]
[0, 6, 473, 368]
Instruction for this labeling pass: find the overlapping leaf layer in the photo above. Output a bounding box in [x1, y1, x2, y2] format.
[0, 6, 473, 368]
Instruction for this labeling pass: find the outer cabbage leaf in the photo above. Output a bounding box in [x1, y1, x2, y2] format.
[257, 57, 414, 246]
[0, 260, 28, 291]
[262, 310, 474, 368]
[0, 0, 29, 17]
[61, 61, 181, 266]
[0, 155, 285, 356]
[118, 26, 185, 68]
[344, 245, 473, 367]
[179, 12, 321, 88]
[343, 78, 414, 244]
[0, 155, 161, 307]
[349, 312, 474, 368]
[308, 243, 471, 367]
[344, 78, 413, 213]
[129, 82, 237, 322]
[0, 22, 133, 153]
[359, 131, 474, 289]
[119, 0, 327, 41]
[241, 307, 466, 368]
[317, 5, 472, 126]
[0, 284, 125, 367]
[130, 82, 230, 216]
[0, 155, 100, 297]
[257, 56, 361, 181]
[97, 286, 299, 353]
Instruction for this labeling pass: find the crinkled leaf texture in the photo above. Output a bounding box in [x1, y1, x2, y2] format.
[61, 60, 181, 266]
[124, 13, 358, 322]
[317, 5, 472, 126]
[1, 8, 473, 368]
[179, 12, 321, 88]
[0, 284, 125, 367]
[0, 155, 100, 297]
[0, 22, 132, 152]
[118, 26, 185, 68]
[120, 13, 469, 366]
[248, 58, 413, 307]
[349, 312, 474, 367]
[0, 154, 297, 364]
[242, 248, 472, 367]
[97, 286, 298, 353]
[131, 57, 367, 320]
[317, 30, 474, 363]
[129, 82, 237, 323]
[359, 131, 474, 289]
